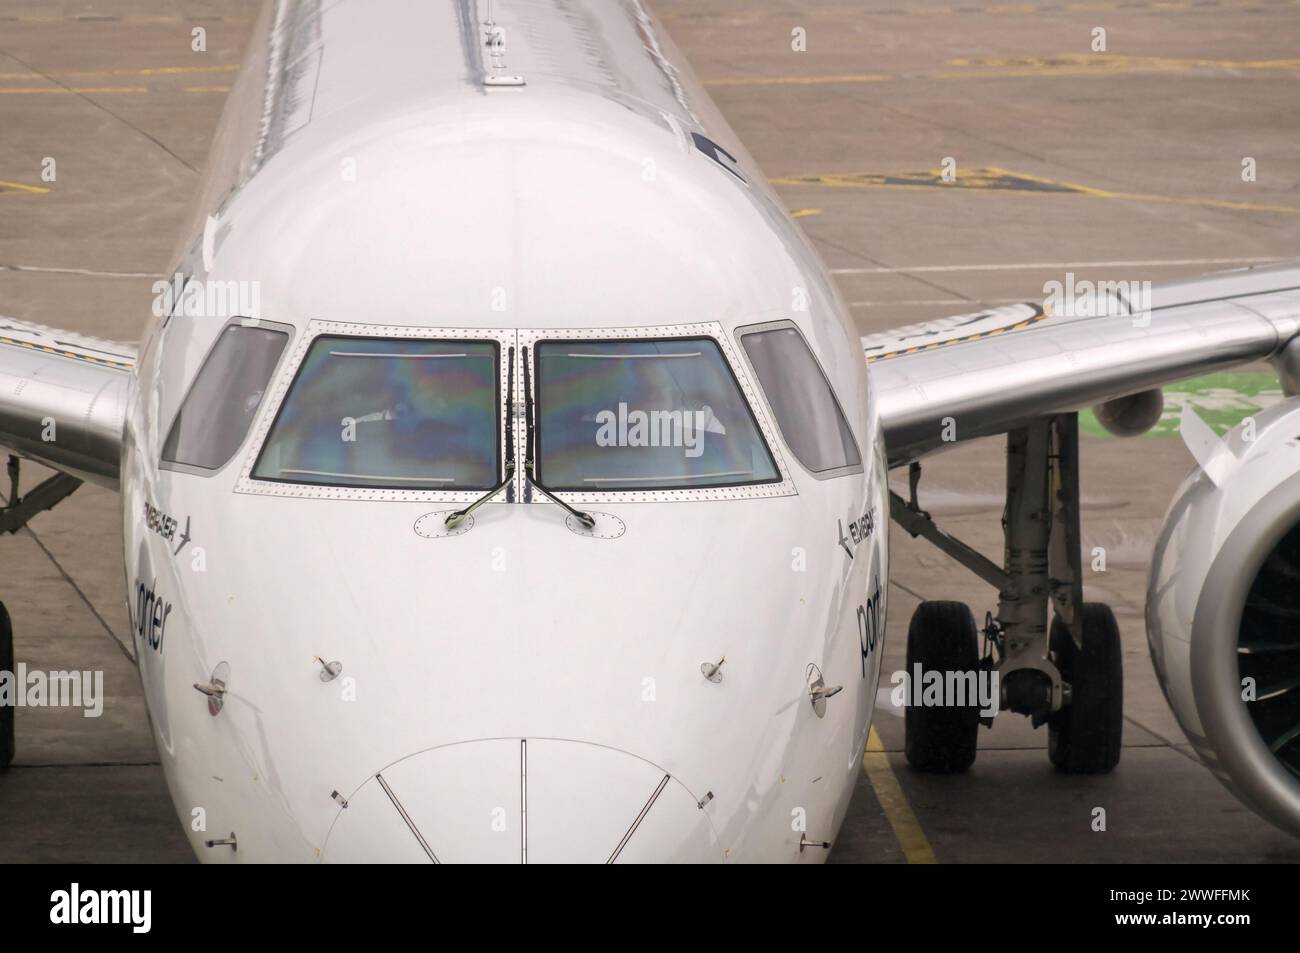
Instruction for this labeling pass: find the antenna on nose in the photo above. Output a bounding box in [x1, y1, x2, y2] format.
[315, 656, 343, 682]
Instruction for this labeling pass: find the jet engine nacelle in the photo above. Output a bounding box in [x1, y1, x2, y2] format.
[1147, 396, 1300, 836]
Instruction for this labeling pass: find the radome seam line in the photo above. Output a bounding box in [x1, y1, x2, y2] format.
[608, 774, 671, 863]
[376, 773, 440, 863]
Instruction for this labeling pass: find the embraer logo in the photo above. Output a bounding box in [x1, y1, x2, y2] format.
[838, 505, 876, 558]
[691, 132, 746, 183]
[143, 500, 192, 557]
[142, 500, 177, 541]
[49, 883, 151, 933]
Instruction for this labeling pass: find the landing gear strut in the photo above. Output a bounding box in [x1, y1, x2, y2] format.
[892, 413, 1123, 774]
[0, 455, 82, 771]
[1, 602, 13, 769]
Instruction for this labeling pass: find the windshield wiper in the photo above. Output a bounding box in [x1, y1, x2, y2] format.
[522, 346, 597, 530]
[445, 346, 516, 528]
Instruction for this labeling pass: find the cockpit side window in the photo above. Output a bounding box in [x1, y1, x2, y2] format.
[251, 336, 500, 491]
[162, 323, 289, 472]
[738, 322, 862, 477]
[533, 337, 779, 491]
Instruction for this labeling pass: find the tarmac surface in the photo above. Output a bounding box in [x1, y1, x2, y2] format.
[1, 0, 1299, 862]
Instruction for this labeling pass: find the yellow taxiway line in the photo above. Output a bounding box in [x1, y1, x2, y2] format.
[863, 726, 938, 864]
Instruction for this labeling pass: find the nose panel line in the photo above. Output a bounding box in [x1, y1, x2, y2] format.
[376, 772, 441, 864]
[607, 773, 671, 864]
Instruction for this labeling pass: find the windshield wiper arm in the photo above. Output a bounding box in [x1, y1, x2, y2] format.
[446, 346, 516, 528]
[522, 346, 597, 530]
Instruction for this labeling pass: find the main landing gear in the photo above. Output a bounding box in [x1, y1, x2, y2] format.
[904, 601, 980, 773]
[0, 455, 83, 771]
[1, 602, 13, 770]
[892, 414, 1124, 775]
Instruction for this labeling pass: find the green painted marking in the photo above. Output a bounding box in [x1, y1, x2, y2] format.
[1080, 372, 1283, 438]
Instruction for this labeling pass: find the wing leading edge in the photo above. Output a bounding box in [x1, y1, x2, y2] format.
[865, 262, 1300, 467]
[0, 317, 135, 490]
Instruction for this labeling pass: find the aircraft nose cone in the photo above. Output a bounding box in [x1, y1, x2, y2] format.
[322, 739, 723, 863]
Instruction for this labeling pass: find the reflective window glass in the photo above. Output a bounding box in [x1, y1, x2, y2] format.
[741, 326, 861, 474]
[535, 338, 778, 490]
[162, 324, 288, 471]
[252, 337, 499, 490]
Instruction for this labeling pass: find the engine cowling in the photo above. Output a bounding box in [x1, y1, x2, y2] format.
[1147, 396, 1300, 836]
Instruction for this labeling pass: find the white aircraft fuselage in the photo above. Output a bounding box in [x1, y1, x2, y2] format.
[119, 0, 889, 862]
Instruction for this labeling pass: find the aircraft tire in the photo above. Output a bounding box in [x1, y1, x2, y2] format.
[0, 602, 13, 770]
[1048, 603, 1123, 774]
[904, 600, 980, 773]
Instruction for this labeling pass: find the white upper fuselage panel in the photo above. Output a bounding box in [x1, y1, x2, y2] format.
[190, 0, 849, 348]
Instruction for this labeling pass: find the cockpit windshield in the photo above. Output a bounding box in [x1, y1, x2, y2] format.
[252, 336, 500, 490]
[533, 337, 779, 491]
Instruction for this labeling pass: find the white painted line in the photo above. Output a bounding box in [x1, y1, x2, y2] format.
[0, 263, 163, 278]
[851, 297, 1025, 308]
[829, 256, 1282, 276]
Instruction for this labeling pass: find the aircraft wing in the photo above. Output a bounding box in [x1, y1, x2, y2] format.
[0, 316, 135, 491]
[865, 262, 1300, 467]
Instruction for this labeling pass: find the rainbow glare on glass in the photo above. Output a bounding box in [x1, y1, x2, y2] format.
[253, 336, 499, 489]
[535, 338, 778, 490]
